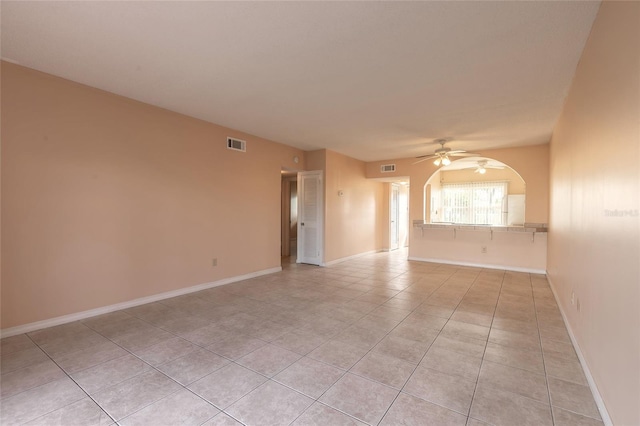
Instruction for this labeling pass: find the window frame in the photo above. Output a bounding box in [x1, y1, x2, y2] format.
[439, 181, 508, 226]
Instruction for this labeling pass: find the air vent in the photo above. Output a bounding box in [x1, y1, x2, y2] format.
[380, 164, 396, 173]
[227, 137, 246, 152]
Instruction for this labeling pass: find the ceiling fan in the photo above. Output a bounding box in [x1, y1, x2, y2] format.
[472, 159, 505, 174]
[414, 138, 479, 166]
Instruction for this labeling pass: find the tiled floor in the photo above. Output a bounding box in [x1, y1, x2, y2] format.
[0, 249, 603, 425]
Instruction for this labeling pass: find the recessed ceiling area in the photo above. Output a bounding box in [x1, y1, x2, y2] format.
[1, 1, 600, 161]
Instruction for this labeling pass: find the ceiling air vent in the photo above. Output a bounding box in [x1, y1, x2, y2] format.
[227, 137, 246, 152]
[380, 164, 396, 173]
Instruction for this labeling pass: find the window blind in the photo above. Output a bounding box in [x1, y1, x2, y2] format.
[441, 181, 508, 225]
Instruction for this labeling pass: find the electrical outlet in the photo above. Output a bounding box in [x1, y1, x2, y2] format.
[481, 246, 487, 253]
[212, 258, 217, 267]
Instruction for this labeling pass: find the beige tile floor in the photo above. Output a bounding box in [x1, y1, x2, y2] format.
[0, 249, 603, 425]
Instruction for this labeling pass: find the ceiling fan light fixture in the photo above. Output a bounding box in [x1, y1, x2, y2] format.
[475, 159, 491, 174]
[413, 139, 481, 167]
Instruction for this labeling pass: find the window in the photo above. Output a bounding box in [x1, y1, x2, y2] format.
[440, 181, 508, 225]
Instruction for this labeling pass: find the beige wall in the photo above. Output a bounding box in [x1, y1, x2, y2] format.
[366, 144, 550, 226]
[398, 184, 409, 248]
[324, 150, 385, 263]
[426, 171, 441, 223]
[548, 2, 640, 424]
[411, 228, 547, 273]
[1, 63, 305, 329]
[305, 149, 326, 172]
[300, 149, 384, 264]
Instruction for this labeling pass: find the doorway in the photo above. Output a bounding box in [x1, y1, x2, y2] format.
[390, 182, 410, 250]
[390, 184, 400, 251]
[281, 173, 298, 263]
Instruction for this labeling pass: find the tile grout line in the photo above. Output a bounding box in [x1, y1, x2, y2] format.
[21, 332, 120, 426]
[218, 258, 415, 425]
[467, 273, 571, 425]
[465, 267, 506, 426]
[373, 265, 489, 425]
[531, 274, 557, 426]
[0, 255, 420, 422]
[246, 265, 435, 425]
[165, 258, 408, 422]
[109, 262, 401, 424]
[217, 258, 477, 424]
[64, 293, 310, 424]
[286, 263, 460, 425]
[54, 325, 222, 425]
[5, 252, 593, 426]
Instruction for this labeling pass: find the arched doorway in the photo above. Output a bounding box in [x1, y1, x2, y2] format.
[423, 157, 526, 226]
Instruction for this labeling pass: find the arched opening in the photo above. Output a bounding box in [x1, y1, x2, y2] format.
[423, 157, 526, 226]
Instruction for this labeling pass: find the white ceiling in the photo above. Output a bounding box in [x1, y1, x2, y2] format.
[1, 1, 600, 162]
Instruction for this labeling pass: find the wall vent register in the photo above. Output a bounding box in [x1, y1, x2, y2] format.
[380, 164, 396, 172]
[227, 137, 246, 152]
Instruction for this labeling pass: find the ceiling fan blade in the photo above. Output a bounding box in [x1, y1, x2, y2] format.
[449, 152, 481, 157]
[413, 156, 438, 165]
[486, 165, 505, 169]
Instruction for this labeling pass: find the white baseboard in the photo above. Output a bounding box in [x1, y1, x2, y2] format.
[546, 276, 613, 426]
[322, 249, 382, 266]
[0, 266, 282, 339]
[407, 256, 546, 274]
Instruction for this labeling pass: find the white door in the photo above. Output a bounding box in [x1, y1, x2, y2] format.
[390, 184, 400, 251]
[297, 171, 323, 265]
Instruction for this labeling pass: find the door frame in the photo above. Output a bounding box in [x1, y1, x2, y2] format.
[281, 175, 298, 257]
[390, 183, 400, 251]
